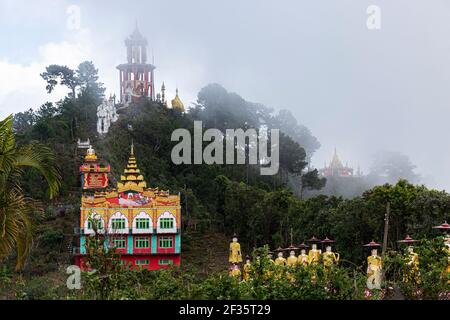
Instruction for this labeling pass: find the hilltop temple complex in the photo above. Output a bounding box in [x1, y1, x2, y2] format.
[97, 24, 185, 135]
[319, 148, 362, 178]
[74, 144, 181, 270]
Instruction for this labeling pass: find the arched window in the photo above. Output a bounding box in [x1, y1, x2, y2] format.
[157, 212, 176, 233]
[132, 212, 153, 234]
[108, 212, 129, 234]
[84, 212, 105, 235]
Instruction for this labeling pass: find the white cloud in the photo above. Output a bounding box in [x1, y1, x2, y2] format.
[0, 28, 92, 118]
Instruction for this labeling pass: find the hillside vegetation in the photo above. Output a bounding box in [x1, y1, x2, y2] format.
[1, 61, 449, 299]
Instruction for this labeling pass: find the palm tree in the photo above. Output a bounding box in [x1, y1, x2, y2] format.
[0, 114, 60, 270]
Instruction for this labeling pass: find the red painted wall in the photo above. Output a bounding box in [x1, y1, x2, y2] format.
[114, 254, 180, 270]
[76, 254, 180, 271]
[133, 235, 152, 254]
[156, 235, 175, 254]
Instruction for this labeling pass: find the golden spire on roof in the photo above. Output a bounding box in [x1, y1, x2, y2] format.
[117, 142, 147, 193]
[171, 88, 185, 112]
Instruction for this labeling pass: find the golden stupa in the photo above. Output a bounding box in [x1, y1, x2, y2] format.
[171, 88, 185, 112]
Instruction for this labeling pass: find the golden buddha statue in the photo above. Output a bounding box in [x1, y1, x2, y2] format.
[229, 235, 243, 263]
[403, 246, 420, 284]
[286, 250, 298, 266]
[308, 243, 322, 265]
[444, 236, 450, 284]
[274, 251, 287, 266]
[367, 248, 382, 289]
[445, 235, 450, 254]
[445, 256, 450, 285]
[297, 249, 308, 266]
[229, 263, 241, 279]
[243, 256, 251, 281]
[322, 245, 340, 268]
[262, 253, 274, 280]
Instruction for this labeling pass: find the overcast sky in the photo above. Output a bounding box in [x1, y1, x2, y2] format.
[1, 0, 450, 190]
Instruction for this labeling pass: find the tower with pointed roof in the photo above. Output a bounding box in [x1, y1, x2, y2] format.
[117, 23, 156, 105]
[161, 82, 167, 107]
[117, 143, 148, 193]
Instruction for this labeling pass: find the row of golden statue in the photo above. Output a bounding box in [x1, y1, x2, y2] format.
[229, 235, 344, 281]
[228, 221, 450, 290]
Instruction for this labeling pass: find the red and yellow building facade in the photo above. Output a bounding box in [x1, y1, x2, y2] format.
[75, 144, 181, 270]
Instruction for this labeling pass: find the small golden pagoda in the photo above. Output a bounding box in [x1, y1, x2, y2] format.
[171, 88, 185, 112]
[117, 143, 147, 193]
[84, 145, 98, 162]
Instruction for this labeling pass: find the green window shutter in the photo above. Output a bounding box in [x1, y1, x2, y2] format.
[88, 219, 103, 230]
[159, 236, 173, 248]
[136, 218, 150, 229]
[160, 218, 174, 229]
[135, 237, 149, 248]
[112, 218, 126, 230]
[112, 237, 126, 248]
[158, 259, 173, 265]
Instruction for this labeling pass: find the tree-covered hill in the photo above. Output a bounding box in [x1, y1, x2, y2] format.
[2, 61, 447, 281]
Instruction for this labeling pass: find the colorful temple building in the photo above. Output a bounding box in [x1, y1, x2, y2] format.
[319, 148, 361, 178]
[74, 144, 182, 270]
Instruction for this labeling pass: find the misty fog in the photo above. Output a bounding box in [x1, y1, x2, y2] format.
[1, 0, 450, 190]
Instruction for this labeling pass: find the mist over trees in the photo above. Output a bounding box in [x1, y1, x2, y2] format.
[306, 150, 422, 199]
[190, 84, 324, 190]
[368, 150, 420, 185]
[272, 109, 321, 162]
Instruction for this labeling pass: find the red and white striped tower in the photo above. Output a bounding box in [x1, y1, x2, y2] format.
[117, 23, 155, 104]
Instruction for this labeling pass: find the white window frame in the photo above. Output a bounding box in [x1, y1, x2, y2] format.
[157, 212, 177, 234]
[132, 212, 153, 234]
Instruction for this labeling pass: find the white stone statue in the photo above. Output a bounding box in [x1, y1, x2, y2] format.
[97, 95, 118, 135]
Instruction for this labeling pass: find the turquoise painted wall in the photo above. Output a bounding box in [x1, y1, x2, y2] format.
[127, 235, 133, 254]
[175, 234, 181, 253]
[151, 235, 157, 253]
[80, 235, 86, 254]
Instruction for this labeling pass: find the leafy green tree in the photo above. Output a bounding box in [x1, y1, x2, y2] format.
[12, 109, 36, 137]
[40, 65, 79, 98]
[383, 237, 450, 299]
[76, 61, 105, 97]
[299, 169, 326, 199]
[0, 115, 60, 270]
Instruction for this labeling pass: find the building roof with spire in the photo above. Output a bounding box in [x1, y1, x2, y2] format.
[329, 148, 344, 170]
[171, 88, 185, 112]
[117, 142, 147, 193]
[81, 143, 180, 208]
[125, 22, 148, 45]
[319, 148, 354, 177]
